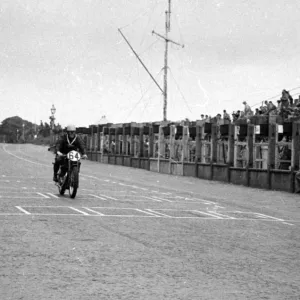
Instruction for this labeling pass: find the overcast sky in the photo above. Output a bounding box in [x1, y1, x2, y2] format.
[0, 0, 299, 127]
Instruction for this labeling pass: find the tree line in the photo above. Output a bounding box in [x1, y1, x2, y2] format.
[0, 116, 62, 143]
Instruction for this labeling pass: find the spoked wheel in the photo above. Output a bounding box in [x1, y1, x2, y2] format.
[58, 175, 67, 195]
[59, 182, 66, 195]
[69, 167, 79, 199]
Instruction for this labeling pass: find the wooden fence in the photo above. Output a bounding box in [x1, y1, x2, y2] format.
[62, 117, 300, 193]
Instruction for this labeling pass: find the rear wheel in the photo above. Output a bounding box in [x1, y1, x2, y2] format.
[69, 167, 78, 198]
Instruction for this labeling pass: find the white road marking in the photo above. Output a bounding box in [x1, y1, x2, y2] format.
[100, 195, 118, 201]
[135, 209, 161, 217]
[47, 193, 59, 198]
[15, 206, 31, 215]
[2, 146, 51, 167]
[141, 196, 162, 202]
[254, 212, 294, 226]
[151, 195, 173, 202]
[83, 207, 105, 216]
[145, 209, 172, 218]
[281, 222, 295, 226]
[192, 198, 216, 204]
[207, 211, 235, 219]
[36, 192, 50, 199]
[192, 210, 223, 219]
[254, 212, 284, 221]
[69, 207, 90, 215]
[89, 194, 107, 200]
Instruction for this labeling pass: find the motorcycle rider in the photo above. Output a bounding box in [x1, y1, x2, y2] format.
[53, 124, 87, 182]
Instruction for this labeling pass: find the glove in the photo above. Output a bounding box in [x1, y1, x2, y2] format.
[57, 151, 63, 156]
[82, 154, 88, 159]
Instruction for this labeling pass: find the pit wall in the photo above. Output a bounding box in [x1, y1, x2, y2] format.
[77, 117, 300, 194]
[86, 152, 297, 193]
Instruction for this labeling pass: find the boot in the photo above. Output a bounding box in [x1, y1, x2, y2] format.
[53, 162, 59, 182]
[53, 173, 58, 182]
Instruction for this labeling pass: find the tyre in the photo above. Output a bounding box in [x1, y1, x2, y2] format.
[59, 176, 67, 195]
[69, 166, 78, 198]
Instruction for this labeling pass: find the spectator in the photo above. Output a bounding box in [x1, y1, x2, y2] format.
[260, 105, 267, 114]
[232, 111, 237, 122]
[255, 108, 260, 116]
[242, 101, 253, 117]
[276, 100, 282, 115]
[233, 110, 241, 121]
[281, 89, 292, 108]
[268, 101, 276, 113]
[223, 110, 231, 121]
[201, 114, 205, 120]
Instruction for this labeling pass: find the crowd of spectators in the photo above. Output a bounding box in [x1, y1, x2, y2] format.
[200, 90, 300, 123]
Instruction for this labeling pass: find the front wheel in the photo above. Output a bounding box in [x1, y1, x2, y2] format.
[69, 166, 79, 198]
[58, 172, 66, 195]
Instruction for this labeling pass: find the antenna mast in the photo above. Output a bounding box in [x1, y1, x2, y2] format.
[152, 0, 184, 121]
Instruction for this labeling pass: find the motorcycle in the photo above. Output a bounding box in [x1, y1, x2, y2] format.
[55, 149, 82, 198]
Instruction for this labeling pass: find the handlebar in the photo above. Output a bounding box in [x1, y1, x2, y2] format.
[57, 153, 87, 159]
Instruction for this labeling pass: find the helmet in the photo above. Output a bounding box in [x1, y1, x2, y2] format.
[66, 124, 76, 132]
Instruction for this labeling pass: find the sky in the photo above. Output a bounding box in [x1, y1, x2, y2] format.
[0, 0, 299, 127]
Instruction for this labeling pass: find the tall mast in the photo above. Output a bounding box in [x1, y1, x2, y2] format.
[119, 0, 183, 122]
[153, 0, 184, 121]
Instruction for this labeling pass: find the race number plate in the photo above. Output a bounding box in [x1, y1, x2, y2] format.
[67, 150, 81, 161]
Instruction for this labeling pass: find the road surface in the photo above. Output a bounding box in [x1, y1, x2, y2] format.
[1, 143, 299, 299]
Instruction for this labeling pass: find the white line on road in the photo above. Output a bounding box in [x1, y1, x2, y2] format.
[69, 207, 90, 215]
[100, 195, 118, 200]
[254, 212, 284, 221]
[141, 196, 161, 202]
[135, 209, 162, 217]
[89, 194, 107, 200]
[254, 212, 294, 226]
[2, 146, 51, 167]
[47, 193, 59, 198]
[192, 210, 223, 219]
[207, 211, 235, 219]
[83, 207, 105, 216]
[15, 206, 31, 215]
[151, 195, 173, 202]
[145, 209, 172, 217]
[36, 192, 50, 199]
